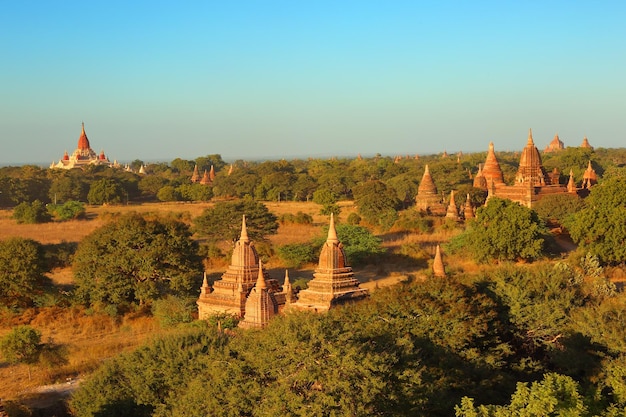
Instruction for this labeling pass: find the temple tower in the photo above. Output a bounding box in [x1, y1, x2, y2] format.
[580, 136, 593, 150]
[482, 142, 505, 185]
[544, 133, 565, 153]
[51, 123, 112, 169]
[515, 129, 548, 186]
[567, 170, 577, 193]
[239, 261, 278, 329]
[582, 161, 598, 189]
[473, 164, 488, 190]
[197, 215, 275, 319]
[445, 190, 459, 220]
[415, 165, 444, 213]
[191, 165, 200, 183]
[291, 214, 368, 312]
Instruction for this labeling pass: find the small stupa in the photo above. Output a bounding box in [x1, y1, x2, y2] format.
[582, 161, 598, 189]
[433, 245, 446, 278]
[515, 129, 548, 186]
[445, 190, 459, 220]
[580, 136, 593, 150]
[463, 193, 475, 220]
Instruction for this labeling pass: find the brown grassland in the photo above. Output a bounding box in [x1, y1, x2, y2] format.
[0, 200, 463, 404]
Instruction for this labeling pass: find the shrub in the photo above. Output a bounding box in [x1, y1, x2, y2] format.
[152, 296, 196, 327]
[12, 200, 52, 224]
[277, 243, 316, 268]
[48, 200, 86, 220]
[346, 212, 361, 225]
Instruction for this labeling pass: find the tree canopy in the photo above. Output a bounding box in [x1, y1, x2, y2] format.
[450, 197, 548, 263]
[73, 213, 202, 309]
[566, 177, 626, 265]
[193, 199, 278, 243]
[0, 237, 48, 307]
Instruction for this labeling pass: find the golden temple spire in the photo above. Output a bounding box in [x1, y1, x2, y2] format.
[527, 128, 534, 146]
[240, 215, 249, 242]
[327, 213, 339, 243]
[255, 260, 267, 290]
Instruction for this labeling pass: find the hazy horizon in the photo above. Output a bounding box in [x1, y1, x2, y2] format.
[2, 1, 625, 165]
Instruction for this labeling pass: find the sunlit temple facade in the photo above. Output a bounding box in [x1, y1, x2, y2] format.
[50, 123, 114, 169]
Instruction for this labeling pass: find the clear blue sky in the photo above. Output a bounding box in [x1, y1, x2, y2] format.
[1, 1, 625, 164]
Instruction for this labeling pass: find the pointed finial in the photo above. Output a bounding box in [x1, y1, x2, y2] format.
[489, 141, 494, 151]
[528, 128, 534, 145]
[284, 269, 290, 286]
[256, 260, 267, 289]
[424, 164, 430, 175]
[327, 213, 339, 243]
[240, 215, 249, 242]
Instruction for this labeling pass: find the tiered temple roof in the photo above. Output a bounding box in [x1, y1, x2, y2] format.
[580, 137, 593, 149]
[290, 214, 368, 312]
[544, 133, 565, 153]
[514, 129, 548, 186]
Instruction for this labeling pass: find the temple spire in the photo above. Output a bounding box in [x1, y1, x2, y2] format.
[240, 215, 249, 242]
[256, 260, 267, 290]
[327, 213, 339, 243]
[527, 128, 534, 146]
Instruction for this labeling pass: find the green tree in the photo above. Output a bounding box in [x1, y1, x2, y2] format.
[88, 178, 125, 205]
[48, 172, 88, 203]
[566, 177, 626, 265]
[12, 200, 52, 224]
[456, 373, 587, 417]
[277, 243, 316, 268]
[533, 193, 584, 226]
[0, 237, 48, 307]
[73, 213, 201, 309]
[48, 200, 86, 220]
[352, 180, 401, 230]
[194, 199, 278, 243]
[450, 197, 548, 263]
[314, 223, 385, 265]
[156, 185, 181, 202]
[0, 325, 42, 380]
[177, 183, 213, 202]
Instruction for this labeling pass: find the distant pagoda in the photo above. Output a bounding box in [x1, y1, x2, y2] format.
[50, 123, 113, 169]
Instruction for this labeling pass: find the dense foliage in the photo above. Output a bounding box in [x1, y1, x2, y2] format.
[194, 199, 279, 243]
[567, 176, 626, 265]
[0, 237, 49, 307]
[71, 258, 626, 417]
[450, 197, 548, 263]
[73, 213, 202, 310]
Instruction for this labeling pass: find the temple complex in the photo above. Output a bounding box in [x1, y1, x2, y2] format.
[50, 123, 113, 169]
[415, 165, 445, 214]
[197, 216, 283, 319]
[470, 129, 591, 208]
[290, 214, 369, 312]
[544, 133, 565, 153]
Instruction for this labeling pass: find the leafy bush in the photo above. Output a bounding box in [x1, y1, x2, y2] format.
[12, 200, 52, 224]
[346, 212, 361, 225]
[277, 243, 316, 268]
[395, 210, 432, 233]
[278, 211, 313, 225]
[48, 200, 86, 220]
[152, 295, 196, 327]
